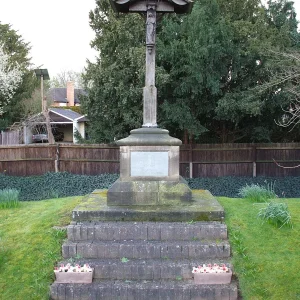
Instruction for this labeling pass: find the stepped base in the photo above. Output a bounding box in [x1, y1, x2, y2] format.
[58, 258, 233, 281]
[72, 190, 224, 222]
[62, 240, 231, 260]
[50, 280, 238, 300]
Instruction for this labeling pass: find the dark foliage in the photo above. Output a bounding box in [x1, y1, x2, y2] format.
[0, 172, 299, 200]
[0, 172, 118, 201]
[187, 176, 300, 198]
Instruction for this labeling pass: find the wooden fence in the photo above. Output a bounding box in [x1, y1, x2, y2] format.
[0, 130, 20, 145]
[0, 143, 300, 177]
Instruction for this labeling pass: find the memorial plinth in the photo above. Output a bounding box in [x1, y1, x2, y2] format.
[107, 128, 192, 206]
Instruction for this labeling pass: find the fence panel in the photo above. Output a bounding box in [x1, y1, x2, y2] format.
[0, 131, 20, 145]
[255, 143, 300, 177]
[58, 144, 120, 175]
[0, 143, 300, 177]
[0, 144, 57, 176]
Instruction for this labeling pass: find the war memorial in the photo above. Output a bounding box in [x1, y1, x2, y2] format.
[50, 1, 238, 299]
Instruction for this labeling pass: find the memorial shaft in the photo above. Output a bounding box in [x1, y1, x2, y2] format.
[143, 3, 157, 128]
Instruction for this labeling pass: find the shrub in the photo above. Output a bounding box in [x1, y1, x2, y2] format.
[0, 188, 20, 209]
[258, 202, 292, 228]
[0, 173, 300, 201]
[238, 182, 277, 202]
[0, 172, 119, 201]
[186, 176, 300, 198]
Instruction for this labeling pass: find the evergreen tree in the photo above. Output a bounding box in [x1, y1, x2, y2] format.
[81, 1, 145, 142]
[157, 0, 235, 142]
[83, 0, 300, 143]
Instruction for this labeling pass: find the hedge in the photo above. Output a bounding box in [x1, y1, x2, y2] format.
[0, 172, 118, 201]
[0, 172, 299, 201]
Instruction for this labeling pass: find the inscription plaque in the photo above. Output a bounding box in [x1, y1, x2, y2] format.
[131, 151, 168, 177]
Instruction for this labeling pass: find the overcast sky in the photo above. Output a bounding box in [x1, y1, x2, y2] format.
[0, 0, 97, 78]
[0, 1, 299, 79]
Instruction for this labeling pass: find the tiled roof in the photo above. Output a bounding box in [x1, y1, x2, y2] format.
[50, 108, 86, 121]
[48, 88, 86, 104]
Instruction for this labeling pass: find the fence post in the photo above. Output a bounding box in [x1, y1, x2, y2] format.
[55, 144, 60, 172]
[252, 145, 257, 177]
[189, 144, 193, 178]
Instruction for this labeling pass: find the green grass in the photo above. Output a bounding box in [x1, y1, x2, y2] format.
[0, 196, 82, 300]
[0, 194, 299, 299]
[218, 197, 300, 300]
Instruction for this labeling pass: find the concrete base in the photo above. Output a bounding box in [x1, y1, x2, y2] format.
[72, 190, 224, 222]
[107, 176, 192, 206]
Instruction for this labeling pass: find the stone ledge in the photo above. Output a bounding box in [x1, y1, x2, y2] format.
[72, 190, 225, 222]
[67, 221, 227, 242]
[116, 127, 182, 146]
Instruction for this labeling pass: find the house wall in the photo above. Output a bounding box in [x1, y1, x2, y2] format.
[23, 126, 33, 144]
[73, 121, 85, 143]
[52, 103, 67, 107]
[78, 123, 85, 139]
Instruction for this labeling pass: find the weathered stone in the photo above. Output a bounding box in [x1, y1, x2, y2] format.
[87, 226, 95, 240]
[107, 180, 159, 205]
[65, 285, 74, 299]
[147, 223, 161, 240]
[119, 244, 133, 258]
[50, 283, 59, 300]
[57, 284, 66, 300]
[50, 281, 238, 300]
[73, 190, 225, 222]
[70, 222, 227, 242]
[67, 226, 74, 241]
[61, 244, 69, 258]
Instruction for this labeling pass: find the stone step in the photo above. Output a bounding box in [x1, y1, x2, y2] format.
[67, 221, 227, 242]
[62, 240, 231, 260]
[50, 279, 238, 300]
[59, 258, 232, 281]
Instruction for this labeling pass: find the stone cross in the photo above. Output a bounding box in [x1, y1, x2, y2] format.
[110, 0, 193, 128]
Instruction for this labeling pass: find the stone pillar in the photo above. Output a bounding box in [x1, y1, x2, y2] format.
[143, 3, 157, 128]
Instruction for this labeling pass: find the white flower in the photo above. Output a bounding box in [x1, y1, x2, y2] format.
[192, 263, 230, 274]
[54, 263, 93, 273]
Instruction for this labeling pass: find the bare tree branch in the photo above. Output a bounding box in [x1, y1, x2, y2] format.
[273, 158, 300, 169]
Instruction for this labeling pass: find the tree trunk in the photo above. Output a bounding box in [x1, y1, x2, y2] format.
[183, 129, 188, 144]
[43, 97, 55, 144]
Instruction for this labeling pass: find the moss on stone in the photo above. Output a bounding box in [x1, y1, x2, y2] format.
[72, 190, 225, 222]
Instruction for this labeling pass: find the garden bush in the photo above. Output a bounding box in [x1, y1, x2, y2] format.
[0, 172, 118, 201]
[0, 188, 20, 208]
[0, 172, 299, 201]
[187, 176, 300, 198]
[258, 202, 292, 228]
[238, 182, 277, 202]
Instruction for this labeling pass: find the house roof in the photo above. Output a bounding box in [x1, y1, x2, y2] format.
[23, 109, 88, 125]
[49, 108, 87, 122]
[48, 88, 87, 104]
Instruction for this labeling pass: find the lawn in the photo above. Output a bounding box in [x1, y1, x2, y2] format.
[0, 196, 82, 300]
[218, 197, 300, 300]
[0, 195, 299, 299]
